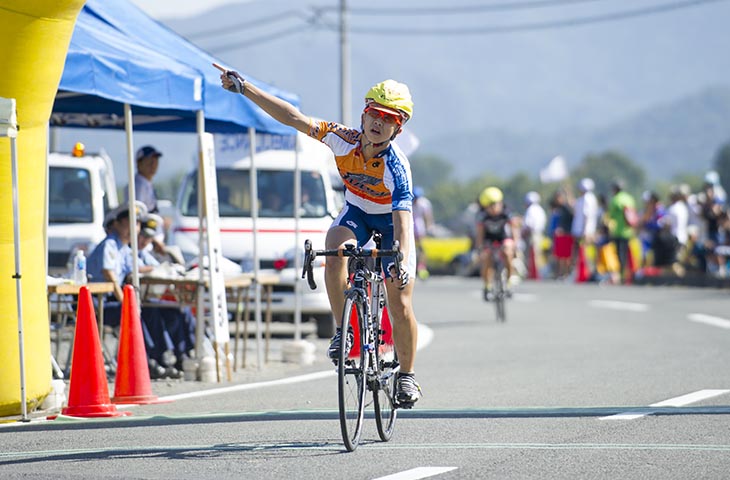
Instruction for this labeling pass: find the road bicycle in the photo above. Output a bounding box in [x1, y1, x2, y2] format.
[302, 232, 402, 452]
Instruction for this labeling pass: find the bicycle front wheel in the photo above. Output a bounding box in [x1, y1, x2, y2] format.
[339, 296, 368, 452]
[373, 328, 398, 442]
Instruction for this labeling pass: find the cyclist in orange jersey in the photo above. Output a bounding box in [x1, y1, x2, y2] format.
[218, 68, 421, 405]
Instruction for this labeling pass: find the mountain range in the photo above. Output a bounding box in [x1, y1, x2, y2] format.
[162, 0, 730, 180]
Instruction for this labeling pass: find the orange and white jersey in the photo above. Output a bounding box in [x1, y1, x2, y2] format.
[308, 119, 413, 215]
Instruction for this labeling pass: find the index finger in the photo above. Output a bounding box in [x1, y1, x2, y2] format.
[212, 62, 227, 73]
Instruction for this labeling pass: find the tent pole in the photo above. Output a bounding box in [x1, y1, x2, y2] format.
[124, 103, 139, 289]
[293, 134, 302, 341]
[195, 110, 206, 359]
[248, 127, 263, 369]
[9, 124, 28, 422]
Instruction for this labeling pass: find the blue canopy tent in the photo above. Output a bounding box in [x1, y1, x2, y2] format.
[81, 0, 299, 135]
[54, 9, 203, 130]
[80, 0, 308, 350]
[53, 0, 304, 364]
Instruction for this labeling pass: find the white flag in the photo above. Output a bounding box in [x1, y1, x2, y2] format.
[394, 127, 420, 157]
[539, 155, 568, 183]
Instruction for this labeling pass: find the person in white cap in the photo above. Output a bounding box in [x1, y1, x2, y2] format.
[571, 178, 599, 278]
[704, 170, 727, 205]
[522, 191, 546, 277]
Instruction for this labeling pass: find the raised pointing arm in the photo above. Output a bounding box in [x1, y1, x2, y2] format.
[214, 63, 310, 135]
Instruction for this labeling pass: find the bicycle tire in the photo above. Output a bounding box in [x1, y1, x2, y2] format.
[338, 295, 368, 452]
[494, 261, 506, 323]
[373, 310, 398, 441]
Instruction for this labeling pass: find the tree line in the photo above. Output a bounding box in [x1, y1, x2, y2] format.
[411, 141, 730, 234]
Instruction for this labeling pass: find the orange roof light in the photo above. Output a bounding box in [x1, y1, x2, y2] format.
[72, 142, 85, 157]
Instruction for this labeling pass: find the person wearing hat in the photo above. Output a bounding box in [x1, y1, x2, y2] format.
[87, 201, 147, 304]
[126, 145, 162, 214]
[522, 191, 546, 278]
[219, 68, 422, 406]
[125, 213, 192, 379]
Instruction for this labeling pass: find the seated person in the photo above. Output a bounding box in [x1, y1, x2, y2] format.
[475, 187, 517, 301]
[129, 215, 196, 378]
[87, 202, 181, 380]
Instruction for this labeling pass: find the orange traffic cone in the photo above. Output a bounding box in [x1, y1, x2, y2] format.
[527, 244, 540, 280]
[576, 244, 590, 283]
[112, 285, 169, 404]
[61, 286, 130, 418]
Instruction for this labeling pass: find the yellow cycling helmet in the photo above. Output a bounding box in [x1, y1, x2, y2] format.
[479, 187, 503, 207]
[365, 79, 414, 121]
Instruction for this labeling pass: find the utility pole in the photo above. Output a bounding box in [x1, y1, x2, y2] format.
[339, 0, 350, 126]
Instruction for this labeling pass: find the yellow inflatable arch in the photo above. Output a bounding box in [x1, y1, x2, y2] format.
[0, 0, 86, 416]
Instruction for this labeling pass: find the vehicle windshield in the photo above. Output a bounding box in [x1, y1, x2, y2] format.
[180, 168, 328, 218]
[48, 167, 93, 223]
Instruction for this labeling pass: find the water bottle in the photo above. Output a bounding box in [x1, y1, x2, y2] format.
[73, 250, 87, 285]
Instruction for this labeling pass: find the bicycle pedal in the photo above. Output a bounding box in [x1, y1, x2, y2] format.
[396, 401, 415, 410]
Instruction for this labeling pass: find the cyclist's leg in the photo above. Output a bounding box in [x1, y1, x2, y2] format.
[325, 205, 370, 325]
[324, 226, 357, 325]
[385, 280, 416, 373]
[379, 216, 422, 405]
[480, 246, 494, 299]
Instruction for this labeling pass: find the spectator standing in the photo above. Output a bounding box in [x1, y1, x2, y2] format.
[570, 178, 599, 278]
[412, 186, 434, 279]
[548, 189, 574, 279]
[705, 170, 727, 205]
[522, 191, 546, 278]
[127, 145, 162, 213]
[638, 191, 666, 267]
[665, 186, 690, 256]
[126, 145, 170, 258]
[607, 180, 637, 284]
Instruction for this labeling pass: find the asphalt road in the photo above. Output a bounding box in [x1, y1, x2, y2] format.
[2, 277, 730, 479]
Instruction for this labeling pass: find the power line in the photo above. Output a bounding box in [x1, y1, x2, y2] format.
[323, 0, 611, 16]
[203, 0, 726, 51]
[188, 0, 609, 44]
[320, 0, 728, 35]
[185, 9, 304, 41]
[211, 24, 312, 52]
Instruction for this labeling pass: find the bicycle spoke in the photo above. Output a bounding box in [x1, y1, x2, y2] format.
[338, 297, 367, 452]
[373, 311, 398, 441]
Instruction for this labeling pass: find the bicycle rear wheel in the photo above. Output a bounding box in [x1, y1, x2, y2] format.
[373, 312, 398, 441]
[339, 296, 368, 452]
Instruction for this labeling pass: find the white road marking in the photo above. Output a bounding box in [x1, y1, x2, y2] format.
[153, 324, 434, 404]
[688, 313, 730, 330]
[601, 389, 730, 420]
[373, 467, 458, 480]
[588, 300, 649, 312]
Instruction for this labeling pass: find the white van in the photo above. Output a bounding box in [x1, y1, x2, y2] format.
[47, 146, 119, 276]
[169, 141, 343, 338]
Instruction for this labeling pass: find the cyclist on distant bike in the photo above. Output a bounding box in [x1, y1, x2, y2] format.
[218, 71, 421, 406]
[475, 187, 517, 301]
